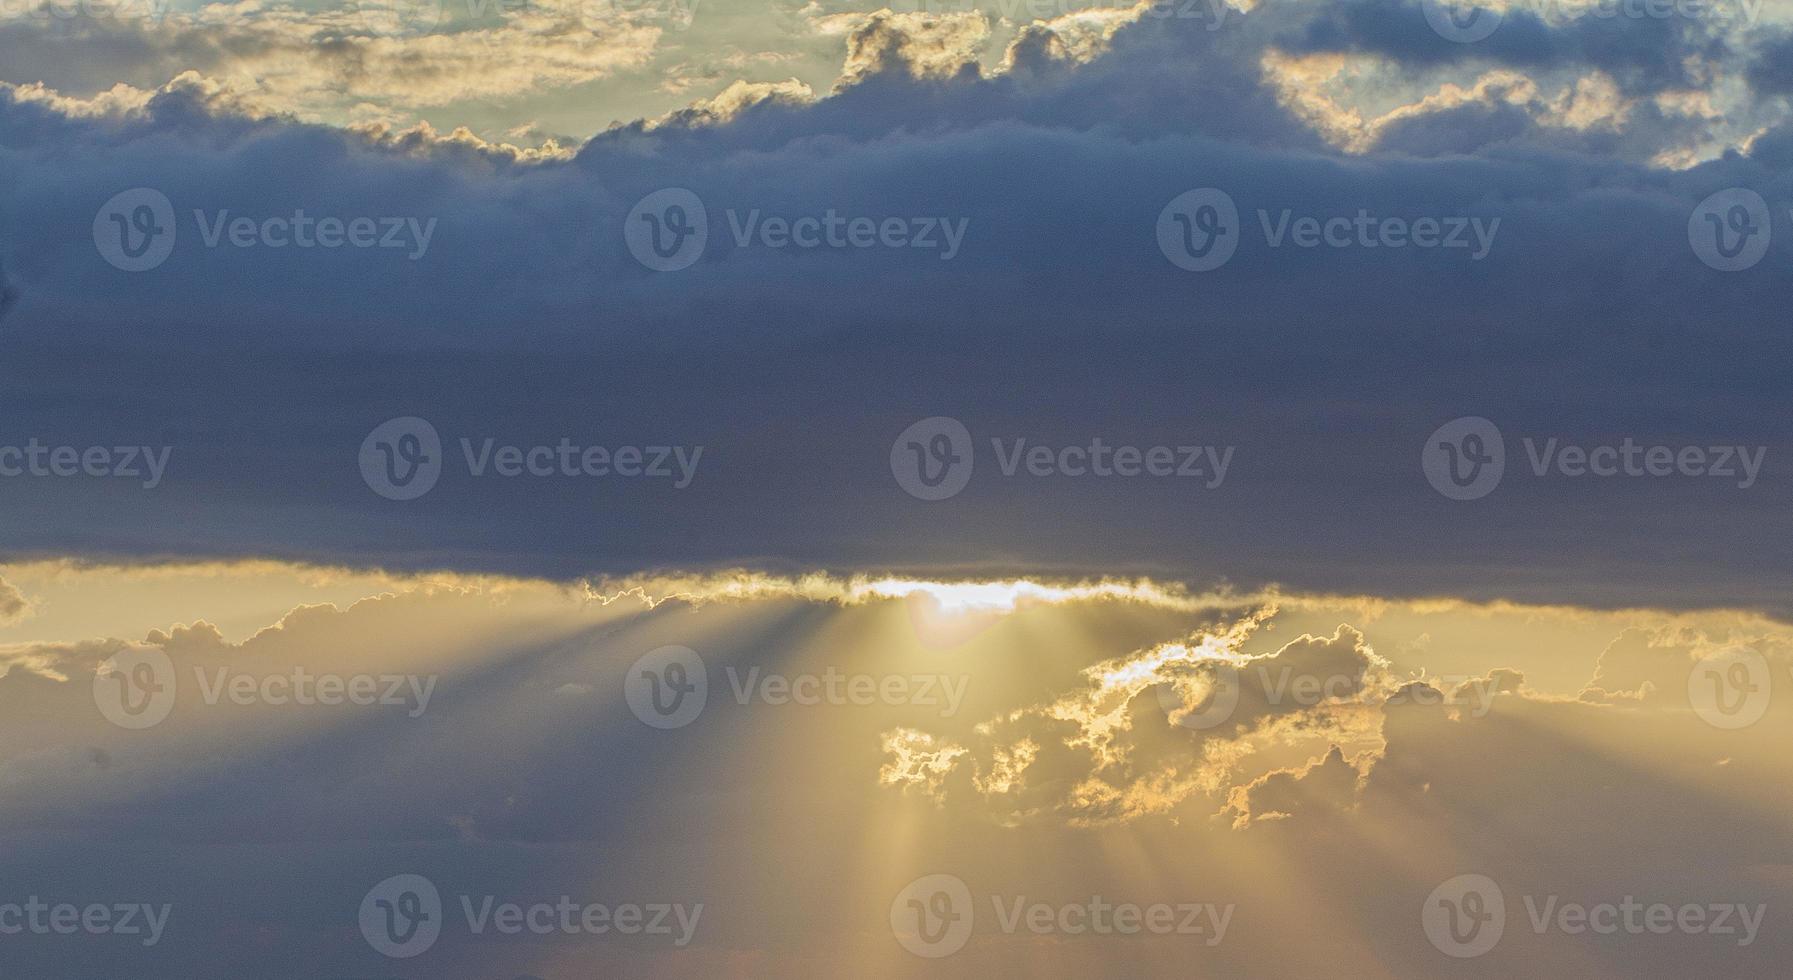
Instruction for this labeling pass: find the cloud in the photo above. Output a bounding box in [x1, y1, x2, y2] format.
[582, 569, 1250, 611]
[0, 575, 28, 623]
[0, 0, 1792, 611]
[877, 616, 1398, 825]
[0, 255, 16, 325]
[1747, 30, 1793, 96]
[0, 0, 663, 125]
[0, 578, 1786, 976]
[817, 10, 991, 81]
[647, 77, 818, 128]
[1221, 742, 1363, 827]
[1281, 0, 1734, 92]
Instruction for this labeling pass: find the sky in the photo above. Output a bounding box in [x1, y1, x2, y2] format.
[3, 0, 1793, 975]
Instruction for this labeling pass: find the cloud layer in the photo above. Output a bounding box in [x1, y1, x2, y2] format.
[3, 1, 1793, 610]
[0, 570, 1788, 976]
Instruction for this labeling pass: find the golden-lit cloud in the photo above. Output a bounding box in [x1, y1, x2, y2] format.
[0, 574, 28, 625]
[0, 0, 664, 128]
[582, 568, 1252, 612]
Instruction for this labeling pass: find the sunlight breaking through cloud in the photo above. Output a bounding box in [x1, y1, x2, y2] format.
[582, 570, 1249, 613]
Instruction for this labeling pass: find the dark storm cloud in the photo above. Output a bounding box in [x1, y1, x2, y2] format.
[0, 254, 16, 324]
[1, 2, 1792, 612]
[1283, 0, 1733, 92]
[1747, 30, 1793, 95]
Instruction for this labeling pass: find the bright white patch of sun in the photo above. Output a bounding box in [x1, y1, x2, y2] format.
[583, 571, 1247, 616]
